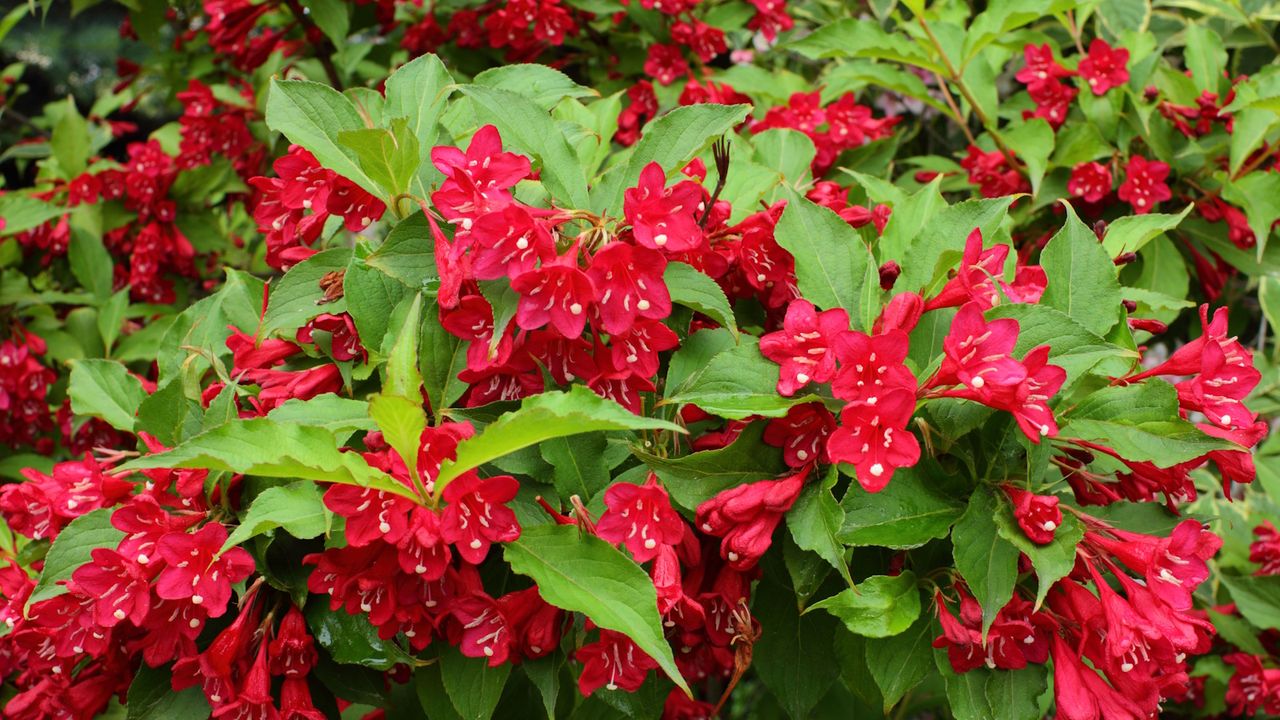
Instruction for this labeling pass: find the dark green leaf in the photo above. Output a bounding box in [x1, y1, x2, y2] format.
[952, 488, 1019, 634]
[663, 262, 738, 337]
[439, 644, 511, 720]
[1040, 204, 1123, 337]
[68, 359, 146, 432]
[541, 433, 610, 500]
[753, 577, 841, 720]
[126, 663, 210, 720]
[638, 422, 785, 511]
[787, 467, 852, 587]
[223, 481, 328, 550]
[306, 602, 415, 670]
[665, 337, 821, 419]
[774, 189, 871, 317]
[28, 508, 125, 607]
[865, 610, 934, 712]
[838, 466, 963, 548]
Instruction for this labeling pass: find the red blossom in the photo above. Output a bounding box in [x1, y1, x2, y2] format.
[596, 474, 684, 562]
[1077, 39, 1130, 95]
[1116, 155, 1172, 214]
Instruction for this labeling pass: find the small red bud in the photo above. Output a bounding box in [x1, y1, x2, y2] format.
[1113, 251, 1137, 266]
[1122, 299, 1138, 313]
[878, 261, 901, 291]
[1128, 317, 1168, 334]
[1093, 220, 1108, 239]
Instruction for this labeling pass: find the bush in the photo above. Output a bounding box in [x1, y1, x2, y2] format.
[1, 1, 1279, 718]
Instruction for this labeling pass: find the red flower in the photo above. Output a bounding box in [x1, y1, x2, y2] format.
[961, 146, 1028, 198]
[467, 205, 556, 281]
[933, 589, 1050, 672]
[1068, 161, 1113, 203]
[596, 475, 684, 562]
[575, 629, 660, 695]
[1004, 487, 1062, 544]
[155, 523, 255, 616]
[644, 44, 690, 86]
[1116, 155, 1171, 214]
[1027, 78, 1077, 128]
[607, 318, 680, 380]
[758, 299, 851, 396]
[451, 591, 512, 665]
[830, 329, 917, 403]
[511, 249, 597, 339]
[925, 229, 1045, 311]
[931, 302, 1027, 396]
[746, 0, 794, 41]
[763, 403, 837, 467]
[431, 124, 531, 226]
[281, 677, 326, 720]
[623, 162, 705, 254]
[1077, 39, 1130, 95]
[441, 473, 521, 564]
[1225, 653, 1280, 717]
[696, 468, 805, 569]
[1050, 633, 1148, 720]
[322, 485, 415, 546]
[1251, 522, 1280, 575]
[585, 242, 671, 335]
[671, 19, 726, 62]
[1088, 520, 1221, 610]
[268, 606, 318, 676]
[70, 548, 150, 627]
[396, 507, 452, 580]
[826, 388, 920, 492]
[1015, 44, 1073, 86]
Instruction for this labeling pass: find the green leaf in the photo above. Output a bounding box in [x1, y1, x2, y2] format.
[27, 508, 125, 608]
[1040, 204, 1123, 337]
[787, 18, 940, 73]
[97, 288, 129, 354]
[68, 359, 146, 432]
[262, 247, 353, 336]
[1101, 205, 1193, 256]
[51, 97, 91, 177]
[503, 524, 689, 695]
[439, 644, 511, 720]
[223, 481, 328, 551]
[367, 215, 437, 291]
[264, 395, 375, 440]
[602, 103, 752, 212]
[1229, 108, 1278, 176]
[665, 337, 821, 419]
[0, 195, 66, 237]
[68, 225, 114, 300]
[370, 394, 427, 490]
[753, 577, 841, 720]
[420, 298, 468, 415]
[936, 651, 993, 720]
[126, 664, 210, 720]
[1059, 418, 1236, 465]
[1220, 575, 1280, 631]
[963, 0, 1072, 62]
[1183, 25, 1226, 93]
[752, 129, 815, 185]
[265, 79, 381, 198]
[986, 303, 1129, 386]
[892, 195, 1016, 295]
[952, 488, 1019, 634]
[121, 418, 419, 501]
[787, 467, 853, 587]
[773, 188, 871, 317]
[157, 270, 263, 385]
[1004, 119, 1053, 196]
[136, 379, 202, 446]
[435, 386, 682, 494]
[985, 665, 1050, 720]
[345, 255, 412, 352]
[808, 572, 922, 638]
[865, 610, 935, 712]
[994, 500, 1083, 608]
[540, 433, 610, 500]
[460, 86, 591, 210]
[384, 293, 424, 399]
[838, 465, 964, 548]
[338, 124, 421, 198]
[474, 64, 596, 110]
[384, 54, 454, 154]
[663, 261, 738, 337]
[1222, 171, 1280, 257]
[306, 601, 415, 670]
[301, 0, 348, 44]
[637, 422, 785, 511]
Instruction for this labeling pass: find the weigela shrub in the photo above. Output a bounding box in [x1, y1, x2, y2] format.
[1, 0, 1280, 718]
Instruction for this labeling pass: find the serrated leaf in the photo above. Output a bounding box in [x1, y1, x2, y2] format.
[1101, 205, 1193, 256]
[808, 572, 921, 638]
[503, 524, 689, 695]
[952, 488, 1019, 634]
[435, 386, 682, 494]
[27, 508, 124, 608]
[663, 261, 738, 337]
[665, 337, 823, 419]
[68, 359, 146, 432]
[439, 644, 511, 720]
[838, 465, 963, 548]
[384, 53, 454, 154]
[265, 79, 382, 198]
[262, 247, 353, 336]
[787, 467, 852, 587]
[1040, 204, 1123, 337]
[865, 610, 934, 712]
[773, 188, 871, 317]
[121, 418, 419, 501]
[223, 481, 328, 550]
